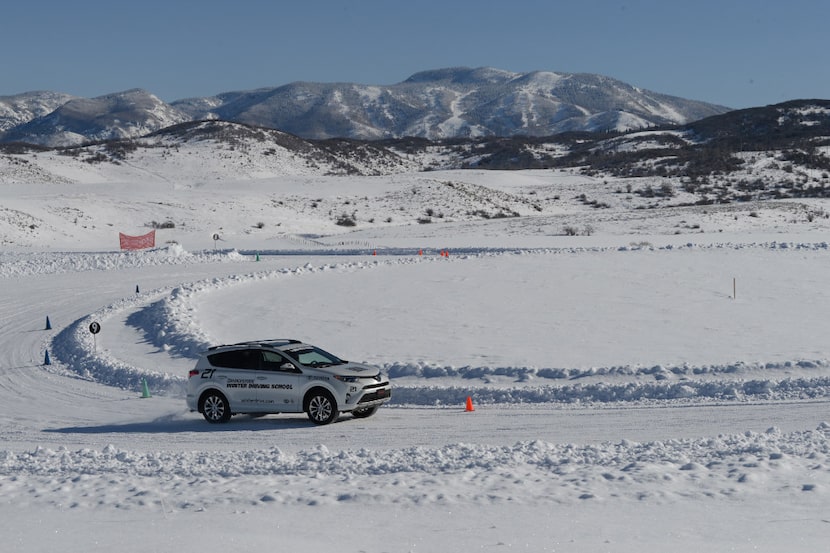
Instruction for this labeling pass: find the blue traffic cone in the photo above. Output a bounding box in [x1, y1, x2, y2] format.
[45, 316, 52, 330]
[44, 350, 51, 365]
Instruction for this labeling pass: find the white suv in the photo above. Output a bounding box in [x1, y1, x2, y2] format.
[186, 339, 391, 425]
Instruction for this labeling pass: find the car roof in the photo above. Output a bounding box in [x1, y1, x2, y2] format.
[206, 339, 306, 352]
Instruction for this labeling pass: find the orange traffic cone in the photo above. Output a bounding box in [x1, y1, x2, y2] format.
[465, 396, 475, 412]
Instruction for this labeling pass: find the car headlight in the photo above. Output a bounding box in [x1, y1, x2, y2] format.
[333, 375, 359, 383]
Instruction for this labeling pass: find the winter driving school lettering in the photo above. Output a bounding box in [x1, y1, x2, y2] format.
[186, 339, 392, 425]
[226, 381, 292, 390]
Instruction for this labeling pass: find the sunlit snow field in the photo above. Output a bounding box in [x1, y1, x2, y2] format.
[2, 164, 830, 552]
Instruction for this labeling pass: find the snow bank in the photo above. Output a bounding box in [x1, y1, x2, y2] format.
[2, 426, 828, 511]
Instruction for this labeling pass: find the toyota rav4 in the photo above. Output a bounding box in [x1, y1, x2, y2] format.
[186, 339, 391, 425]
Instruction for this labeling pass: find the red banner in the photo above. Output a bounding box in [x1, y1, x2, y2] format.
[119, 230, 156, 250]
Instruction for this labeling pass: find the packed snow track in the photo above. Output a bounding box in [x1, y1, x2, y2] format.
[2, 244, 830, 552]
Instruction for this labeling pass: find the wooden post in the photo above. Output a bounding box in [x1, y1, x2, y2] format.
[733, 277, 736, 300]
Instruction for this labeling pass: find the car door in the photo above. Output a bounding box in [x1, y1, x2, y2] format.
[207, 348, 261, 410]
[256, 350, 302, 412]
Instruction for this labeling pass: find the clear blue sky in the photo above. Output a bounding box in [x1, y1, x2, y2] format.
[2, 0, 827, 109]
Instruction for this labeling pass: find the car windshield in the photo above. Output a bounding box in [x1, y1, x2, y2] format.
[286, 346, 345, 367]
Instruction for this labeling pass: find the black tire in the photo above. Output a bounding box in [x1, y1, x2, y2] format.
[305, 389, 338, 425]
[200, 390, 231, 423]
[351, 405, 379, 419]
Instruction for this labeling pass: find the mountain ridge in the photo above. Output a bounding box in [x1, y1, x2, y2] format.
[2, 100, 830, 249]
[0, 67, 729, 146]
[2, 100, 828, 202]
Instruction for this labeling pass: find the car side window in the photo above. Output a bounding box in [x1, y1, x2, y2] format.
[261, 350, 298, 372]
[208, 349, 260, 370]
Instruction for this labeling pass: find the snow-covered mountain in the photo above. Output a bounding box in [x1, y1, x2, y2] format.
[1, 89, 191, 147]
[0, 67, 729, 146]
[167, 67, 731, 139]
[2, 99, 828, 195]
[2, 100, 829, 250]
[0, 90, 77, 132]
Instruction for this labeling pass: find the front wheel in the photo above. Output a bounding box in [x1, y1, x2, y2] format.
[306, 390, 338, 425]
[351, 405, 379, 419]
[200, 391, 231, 423]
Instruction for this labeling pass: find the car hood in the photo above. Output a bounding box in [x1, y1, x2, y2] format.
[327, 362, 383, 378]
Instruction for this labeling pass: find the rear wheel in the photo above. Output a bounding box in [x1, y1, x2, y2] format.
[200, 391, 231, 423]
[351, 405, 379, 419]
[306, 390, 338, 425]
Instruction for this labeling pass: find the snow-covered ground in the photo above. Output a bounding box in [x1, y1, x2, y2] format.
[2, 163, 830, 552]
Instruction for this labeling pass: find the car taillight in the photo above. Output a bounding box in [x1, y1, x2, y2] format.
[188, 369, 200, 378]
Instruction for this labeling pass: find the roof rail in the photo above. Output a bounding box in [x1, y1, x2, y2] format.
[207, 339, 301, 350]
[246, 338, 302, 345]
